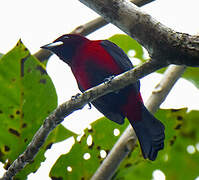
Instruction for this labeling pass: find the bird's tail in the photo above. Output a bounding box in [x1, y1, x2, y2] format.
[127, 105, 165, 161]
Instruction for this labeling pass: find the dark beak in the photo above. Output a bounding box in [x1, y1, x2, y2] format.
[40, 41, 63, 50]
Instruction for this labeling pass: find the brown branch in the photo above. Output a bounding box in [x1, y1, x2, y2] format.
[70, 17, 107, 35]
[79, 0, 199, 67]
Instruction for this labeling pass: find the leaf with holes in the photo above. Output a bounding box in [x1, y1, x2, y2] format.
[114, 108, 199, 180]
[0, 40, 75, 179]
[49, 117, 133, 179]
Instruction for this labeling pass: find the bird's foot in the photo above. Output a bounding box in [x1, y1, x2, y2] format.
[88, 103, 92, 109]
[104, 75, 115, 84]
[71, 93, 81, 100]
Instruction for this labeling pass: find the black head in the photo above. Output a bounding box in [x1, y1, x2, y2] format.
[41, 34, 89, 65]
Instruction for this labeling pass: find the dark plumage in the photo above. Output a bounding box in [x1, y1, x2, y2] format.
[41, 34, 165, 160]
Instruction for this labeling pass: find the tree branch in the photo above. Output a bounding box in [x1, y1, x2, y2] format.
[34, 0, 156, 62]
[91, 65, 186, 180]
[79, 0, 199, 67]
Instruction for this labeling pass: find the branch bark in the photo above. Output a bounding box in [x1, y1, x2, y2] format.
[91, 65, 186, 180]
[79, 0, 199, 67]
[34, 0, 156, 62]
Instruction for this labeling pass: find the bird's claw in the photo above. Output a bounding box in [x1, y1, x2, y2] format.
[71, 93, 81, 100]
[88, 103, 92, 109]
[104, 75, 115, 84]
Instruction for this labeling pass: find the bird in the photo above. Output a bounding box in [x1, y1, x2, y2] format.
[41, 34, 165, 161]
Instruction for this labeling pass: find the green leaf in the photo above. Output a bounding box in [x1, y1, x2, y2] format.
[49, 117, 132, 179]
[0, 40, 75, 179]
[182, 67, 199, 89]
[108, 34, 144, 61]
[115, 108, 199, 180]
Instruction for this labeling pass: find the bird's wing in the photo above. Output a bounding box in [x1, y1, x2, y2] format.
[100, 40, 140, 90]
[100, 40, 133, 71]
[78, 81, 125, 124]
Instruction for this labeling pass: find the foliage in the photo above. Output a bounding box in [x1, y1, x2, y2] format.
[0, 40, 75, 179]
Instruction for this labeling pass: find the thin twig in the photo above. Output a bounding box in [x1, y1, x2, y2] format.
[145, 65, 186, 114]
[34, 17, 107, 61]
[91, 65, 186, 180]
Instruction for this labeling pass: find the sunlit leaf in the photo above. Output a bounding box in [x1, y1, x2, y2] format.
[182, 67, 199, 89]
[0, 40, 75, 179]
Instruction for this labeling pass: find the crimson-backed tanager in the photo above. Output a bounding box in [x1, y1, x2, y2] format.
[41, 34, 165, 160]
